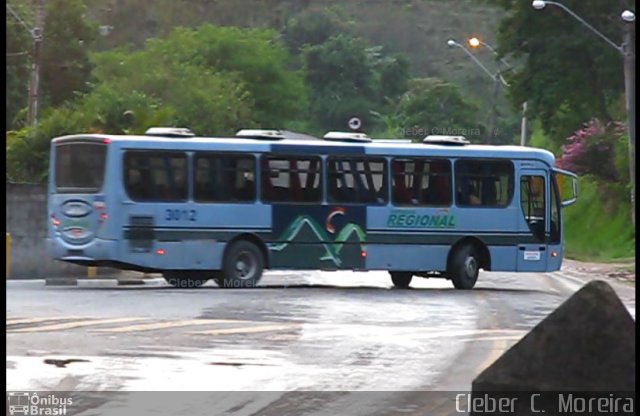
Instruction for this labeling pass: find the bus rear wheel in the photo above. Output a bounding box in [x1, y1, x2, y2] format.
[449, 245, 480, 290]
[218, 240, 264, 289]
[162, 271, 209, 289]
[390, 272, 413, 288]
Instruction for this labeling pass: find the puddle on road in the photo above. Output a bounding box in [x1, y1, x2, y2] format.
[43, 358, 91, 368]
[208, 361, 274, 367]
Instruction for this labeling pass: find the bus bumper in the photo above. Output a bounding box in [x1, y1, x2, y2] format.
[47, 237, 119, 262]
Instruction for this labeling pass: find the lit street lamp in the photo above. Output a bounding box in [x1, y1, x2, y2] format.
[447, 39, 502, 85]
[448, 38, 524, 144]
[532, 0, 636, 225]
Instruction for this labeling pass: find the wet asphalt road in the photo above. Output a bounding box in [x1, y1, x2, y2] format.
[6, 269, 635, 415]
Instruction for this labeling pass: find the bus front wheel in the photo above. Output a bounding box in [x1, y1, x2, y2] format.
[449, 245, 480, 290]
[390, 272, 413, 288]
[218, 240, 264, 289]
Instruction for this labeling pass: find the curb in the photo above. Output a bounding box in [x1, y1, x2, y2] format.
[5, 279, 47, 288]
[6, 278, 166, 288]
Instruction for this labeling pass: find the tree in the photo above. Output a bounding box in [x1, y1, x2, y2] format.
[115, 25, 308, 129]
[6, 1, 34, 130]
[302, 34, 410, 132]
[396, 78, 483, 141]
[281, 9, 351, 54]
[41, 0, 97, 107]
[490, 0, 629, 141]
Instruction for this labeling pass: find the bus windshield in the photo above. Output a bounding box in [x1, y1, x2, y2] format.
[55, 142, 107, 193]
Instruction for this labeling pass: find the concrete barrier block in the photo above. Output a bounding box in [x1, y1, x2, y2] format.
[472, 280, 635, 392]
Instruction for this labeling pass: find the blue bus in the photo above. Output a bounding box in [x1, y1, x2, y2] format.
[47, 128, 578, 289]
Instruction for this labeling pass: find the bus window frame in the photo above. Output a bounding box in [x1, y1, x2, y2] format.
[123, 150, 189, 203]
[260, 154, 323, 205]
[453, 158, 515, 209]
[390, 157, 453, 208]
[54, 141, 109, 194]
[326, 155, 388, 206]
[192, 152, 258, 204]
[549, 171, 562, 244]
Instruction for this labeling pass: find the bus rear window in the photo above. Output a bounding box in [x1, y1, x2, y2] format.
[55, 142, 107, 193]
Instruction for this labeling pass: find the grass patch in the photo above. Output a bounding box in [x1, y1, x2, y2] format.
[563, 177, 635, 262]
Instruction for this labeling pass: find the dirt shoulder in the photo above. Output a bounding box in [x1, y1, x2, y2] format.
[562, 258, 635, 283]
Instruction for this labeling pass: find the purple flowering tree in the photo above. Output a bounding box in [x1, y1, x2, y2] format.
[556, 119, 626, 183]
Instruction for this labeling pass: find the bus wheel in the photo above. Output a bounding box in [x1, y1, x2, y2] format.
[449, 245, 479, 290]
[219, 240, 264, 289]
[162, 272, 209, 289]
[390, 272, 413, 288]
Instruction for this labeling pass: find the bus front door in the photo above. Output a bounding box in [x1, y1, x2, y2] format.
[517, 169, 548, 272]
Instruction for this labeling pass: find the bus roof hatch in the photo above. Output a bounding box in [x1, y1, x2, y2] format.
[323, 131, 372, 143]
[422, 135, 470, 145]
[144, 127, 195, 138]
[235, 129, 321, 140]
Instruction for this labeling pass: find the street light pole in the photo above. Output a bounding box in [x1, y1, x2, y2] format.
[532, 0, 636, 225]
[520, 102, 528, 146]
[465, 37, 529, 145]
[623, 23, 635, 226]
[447, 39, 509, 142]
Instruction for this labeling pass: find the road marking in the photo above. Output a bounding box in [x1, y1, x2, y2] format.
[7, 317, 86, 325]
[461, 335, 524, 342]
[92, 319, 255, 333]
[7, 317, 145, 333]
[190, 324, 297, 336]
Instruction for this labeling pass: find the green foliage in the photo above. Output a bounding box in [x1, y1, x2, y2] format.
[90, 24, 307, 133]
[6, 1, 33, 130]
[6, 24, 309, 181]
[281, 9, 352, 54]
[395, 78, 483, 141]
[302, 34, 410, 131]
[5, 0, 96, 130]
[563, 177, 635, 261]
[491, 0, 627, 142]
[78, 85, 177, 134]
[6, 107, 91, 182]
[41, 0, 97, 107]
[527, 121, 561, 154]
[614, 133, 631, 186]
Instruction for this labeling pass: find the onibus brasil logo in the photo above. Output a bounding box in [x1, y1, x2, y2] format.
[7, 392, 72, 416]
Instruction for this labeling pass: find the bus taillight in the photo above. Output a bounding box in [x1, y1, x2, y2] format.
[50, 214, 60, 228]
[98, 212, 108, 227]
[102, 138, 111, 144]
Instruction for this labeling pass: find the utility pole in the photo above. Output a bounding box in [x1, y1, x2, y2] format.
[487, 76, 500, 142]
[623, 23, 635, 226]
[27, 0, 45, 126]
[520, 101, 528, 146]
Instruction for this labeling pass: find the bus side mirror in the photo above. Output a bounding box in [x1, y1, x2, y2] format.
[557, 170, 578, 207]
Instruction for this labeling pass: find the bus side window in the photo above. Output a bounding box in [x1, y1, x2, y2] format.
[193, 153, 255, 203]
[455, 160, 513, 207]
[124, 151, 187, 202]
[392, 161, 412, 204]
[262, 156, 321, 203]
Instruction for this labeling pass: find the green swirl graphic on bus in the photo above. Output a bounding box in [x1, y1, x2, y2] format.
[270, 215, 366, 266]
[387, 209, 456, 228]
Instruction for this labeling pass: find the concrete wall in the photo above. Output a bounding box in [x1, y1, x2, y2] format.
[6, 182, 117, 278]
